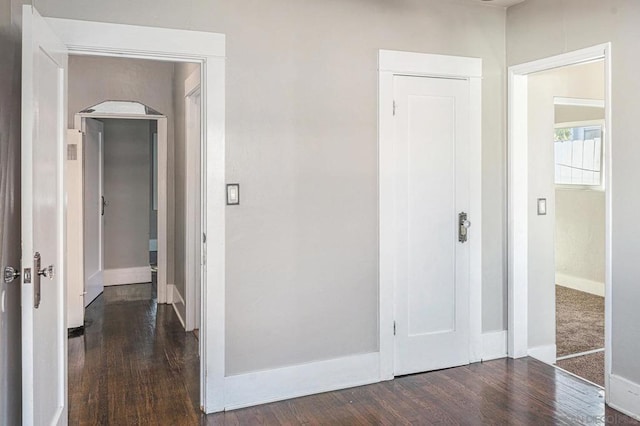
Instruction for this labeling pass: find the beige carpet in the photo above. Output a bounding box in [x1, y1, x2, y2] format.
[557, 351, 604, 387]
[555, 285, 605, 387]
[556, 286, 604, 357]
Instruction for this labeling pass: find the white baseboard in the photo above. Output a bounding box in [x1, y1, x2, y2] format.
[556, 273, 604, 297]
[103, 266, 151, 286]
[482, 330, 507, 361]
[224, 352, 380, 410]
[609, 374, 640, 421]
[166, 283, 175, 304]
[169, 284, 186, 329]
[528, 344, 556, 364]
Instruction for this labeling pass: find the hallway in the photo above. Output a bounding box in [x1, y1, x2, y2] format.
[68, 281, 201, 424]
[69, 284, 639, 425]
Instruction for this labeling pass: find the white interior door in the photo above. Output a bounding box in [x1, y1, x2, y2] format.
[393, 75, 471, 376]
[186, 88, 202, 332]
[83, 118, 104, 307]
[21, 5, 68, 425]
[66, 130, 84, 329]
[194, 92, 202, 331]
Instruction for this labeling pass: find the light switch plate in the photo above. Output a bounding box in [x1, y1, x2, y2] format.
[227, 184, 240, 205]
[537, 198, 547, 215]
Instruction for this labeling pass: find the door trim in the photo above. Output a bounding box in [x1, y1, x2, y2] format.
[507, 43, 612, 399]
[45, 17, 226, 413]
[378, 50, 483, 380]
[73, 114, 168, 303]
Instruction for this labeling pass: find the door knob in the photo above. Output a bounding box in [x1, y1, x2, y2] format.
[38, 264, 55, 280]
[3, 266, 20, 284]
[458, 212, 471, 243]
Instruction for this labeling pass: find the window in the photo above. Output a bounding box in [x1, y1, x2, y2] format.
[554, 122, 603, 187]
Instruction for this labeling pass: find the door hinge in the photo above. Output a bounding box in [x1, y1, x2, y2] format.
[203, 233, 207, 244]
[393, 100, 396, 116]
[393, 321, 396, 336]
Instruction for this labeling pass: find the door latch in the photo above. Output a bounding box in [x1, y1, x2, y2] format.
[33, 252, 54, 309]
[458, 212, 471, 243]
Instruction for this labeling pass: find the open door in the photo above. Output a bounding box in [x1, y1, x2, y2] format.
[21, 5, 68, 425]
[83, 118, 104, 307]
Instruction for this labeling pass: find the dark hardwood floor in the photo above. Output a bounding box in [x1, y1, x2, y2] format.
[68, 282, 201, 424]
[69, 284, 639, 425]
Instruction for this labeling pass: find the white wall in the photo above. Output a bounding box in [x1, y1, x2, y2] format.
[526, 61, 604, 348]
[555, 188, 605, 292]
[508, 0, 640, 387]
[40, 0, 508, 377]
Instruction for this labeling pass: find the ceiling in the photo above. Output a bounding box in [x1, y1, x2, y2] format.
[471, 0, 526, 7]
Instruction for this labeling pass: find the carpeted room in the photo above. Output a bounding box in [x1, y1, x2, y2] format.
[556, 286, 605, 386]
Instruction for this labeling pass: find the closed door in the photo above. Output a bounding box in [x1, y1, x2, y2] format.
[83, 118, 105, 307]
[393, 75, 471, 376]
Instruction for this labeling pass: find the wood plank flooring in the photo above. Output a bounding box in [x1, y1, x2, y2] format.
[68, 283, 201, 424]
[69, 284, 639, 425]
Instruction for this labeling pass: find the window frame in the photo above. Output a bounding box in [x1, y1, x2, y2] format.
[553, 119, 606, 191]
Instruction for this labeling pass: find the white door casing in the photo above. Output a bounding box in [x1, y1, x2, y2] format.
[83, 118, 104, 307]
[379, 50, 482, 380]
[21, 5, 68, 425]
[74, 114, 166, 299]
[507, 44, 612, 397]
[392, 75, 471, 375]
[45, 17, 226, 413]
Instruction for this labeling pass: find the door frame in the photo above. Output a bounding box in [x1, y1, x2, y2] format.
[378, 50, 483, 379]
[184, 67, 202, 332]
[506, 43, 612, 397]
[73, 113, 168, 302]
[45, 17, 226, 413]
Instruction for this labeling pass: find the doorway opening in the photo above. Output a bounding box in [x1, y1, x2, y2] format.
[507, 44, 612, 399]
[63, 54, 205, 419]
[21, 12, 226, 419]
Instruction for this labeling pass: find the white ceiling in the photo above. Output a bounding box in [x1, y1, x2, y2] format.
[471, 0, 526, 8]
